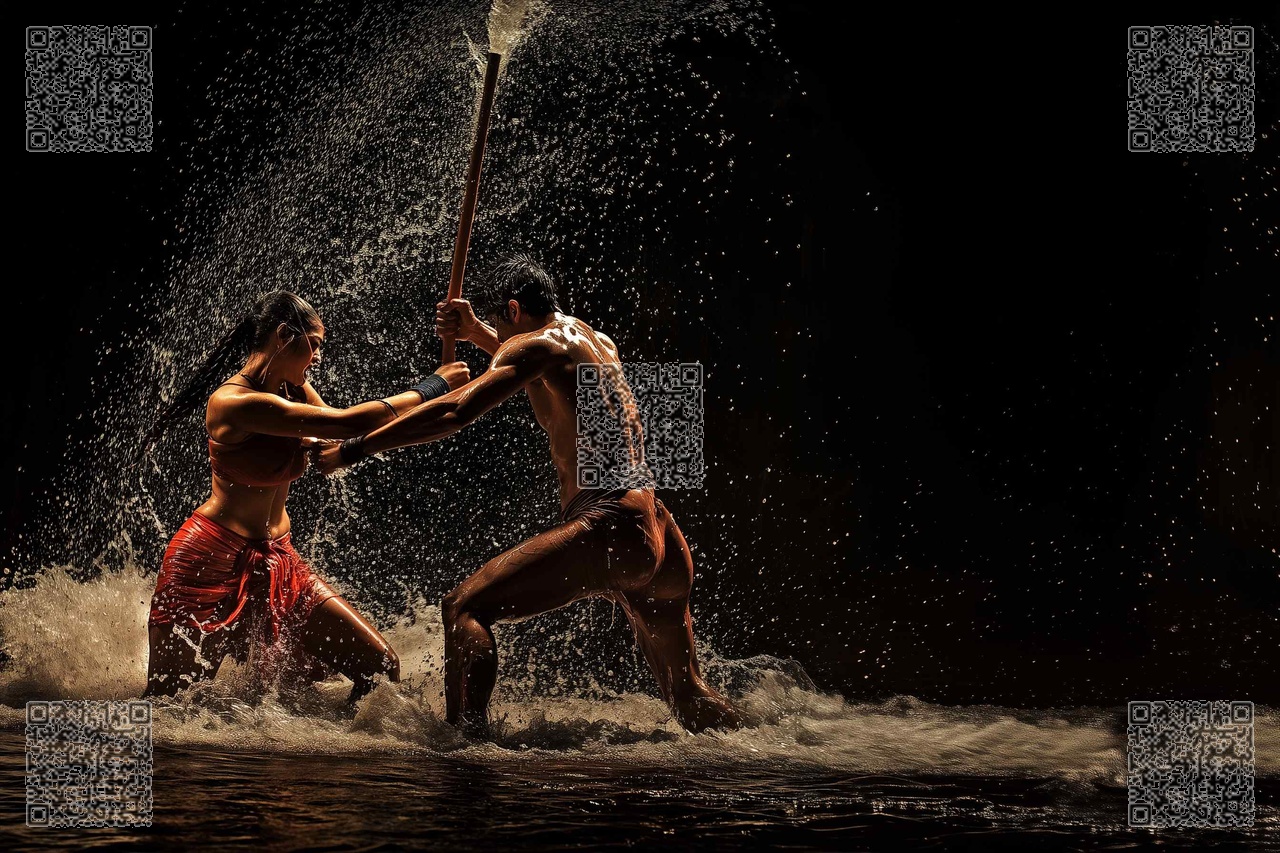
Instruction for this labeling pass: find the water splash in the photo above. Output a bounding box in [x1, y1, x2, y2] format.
[3, 2, 803, 723]
[7, 0, 784, 611]
[7, 567, 1276, 783]
[9, 2, 1257, 791]
[486, 0, 539, 58]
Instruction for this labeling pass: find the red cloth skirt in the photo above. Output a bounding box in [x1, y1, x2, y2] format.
[149, 512, 337, 642]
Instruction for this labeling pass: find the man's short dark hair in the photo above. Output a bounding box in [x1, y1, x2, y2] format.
[474, 253, 562, 322]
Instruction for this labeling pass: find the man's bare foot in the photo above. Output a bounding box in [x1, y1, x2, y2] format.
[678, 695, 744, 734]
[456, 711, 496, 742]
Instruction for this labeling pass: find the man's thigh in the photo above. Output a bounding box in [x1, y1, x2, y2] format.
[450, 517, 614, 623]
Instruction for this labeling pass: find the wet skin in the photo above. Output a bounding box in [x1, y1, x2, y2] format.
[147, 321, 470, 703]
[320, 301, 742, 735]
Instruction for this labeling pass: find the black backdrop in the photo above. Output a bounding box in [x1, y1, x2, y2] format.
[6, 3, 1277, 707]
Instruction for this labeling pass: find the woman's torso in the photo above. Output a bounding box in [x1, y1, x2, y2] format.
[195, 376, 308, 540]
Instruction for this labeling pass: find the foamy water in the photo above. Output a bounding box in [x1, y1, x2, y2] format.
[4, 566, 1272, 784]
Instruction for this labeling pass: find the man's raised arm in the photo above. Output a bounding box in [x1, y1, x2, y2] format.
[318, 336, 555, 473]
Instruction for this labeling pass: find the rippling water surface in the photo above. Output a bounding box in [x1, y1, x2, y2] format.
[1, 568, 1276, 850]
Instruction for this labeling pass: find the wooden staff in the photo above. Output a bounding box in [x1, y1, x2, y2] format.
[442, 51, 502, 362]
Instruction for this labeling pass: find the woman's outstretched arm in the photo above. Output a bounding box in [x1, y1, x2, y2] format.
[218, 362, 470, 439]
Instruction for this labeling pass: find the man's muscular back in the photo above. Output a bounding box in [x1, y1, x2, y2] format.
[512, 315, 649, 507]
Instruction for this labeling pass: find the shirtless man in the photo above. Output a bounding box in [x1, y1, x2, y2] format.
[318, 254, 742, 736]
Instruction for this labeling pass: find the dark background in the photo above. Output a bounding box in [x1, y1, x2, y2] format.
[6, 3, 1277, 707]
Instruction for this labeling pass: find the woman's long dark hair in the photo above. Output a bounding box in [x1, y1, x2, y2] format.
[136, 290, 320, 464]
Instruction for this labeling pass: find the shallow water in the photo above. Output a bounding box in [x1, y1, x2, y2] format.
[1, 567, 1277, 850]
[2, 731, 1277, 851]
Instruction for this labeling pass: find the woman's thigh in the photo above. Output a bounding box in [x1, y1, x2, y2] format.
[145, 622, 236, 693]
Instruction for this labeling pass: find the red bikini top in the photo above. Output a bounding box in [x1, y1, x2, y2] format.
[208, 377, 308, 488]
[208, 433, 308, 487]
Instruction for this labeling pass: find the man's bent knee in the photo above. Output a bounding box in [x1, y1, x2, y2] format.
[441, 590, 465, 626]
[443, 585, 496, 628]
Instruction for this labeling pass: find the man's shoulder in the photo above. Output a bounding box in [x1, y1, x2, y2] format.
[494, 328, 565, 364]
[557, 315, 619, 356]
[496, 317, 616, 366]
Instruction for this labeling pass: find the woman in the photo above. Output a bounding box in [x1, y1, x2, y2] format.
[139, 290, 468, 703]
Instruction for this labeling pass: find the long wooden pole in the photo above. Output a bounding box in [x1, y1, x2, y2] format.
[442, 51, 502, 363]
